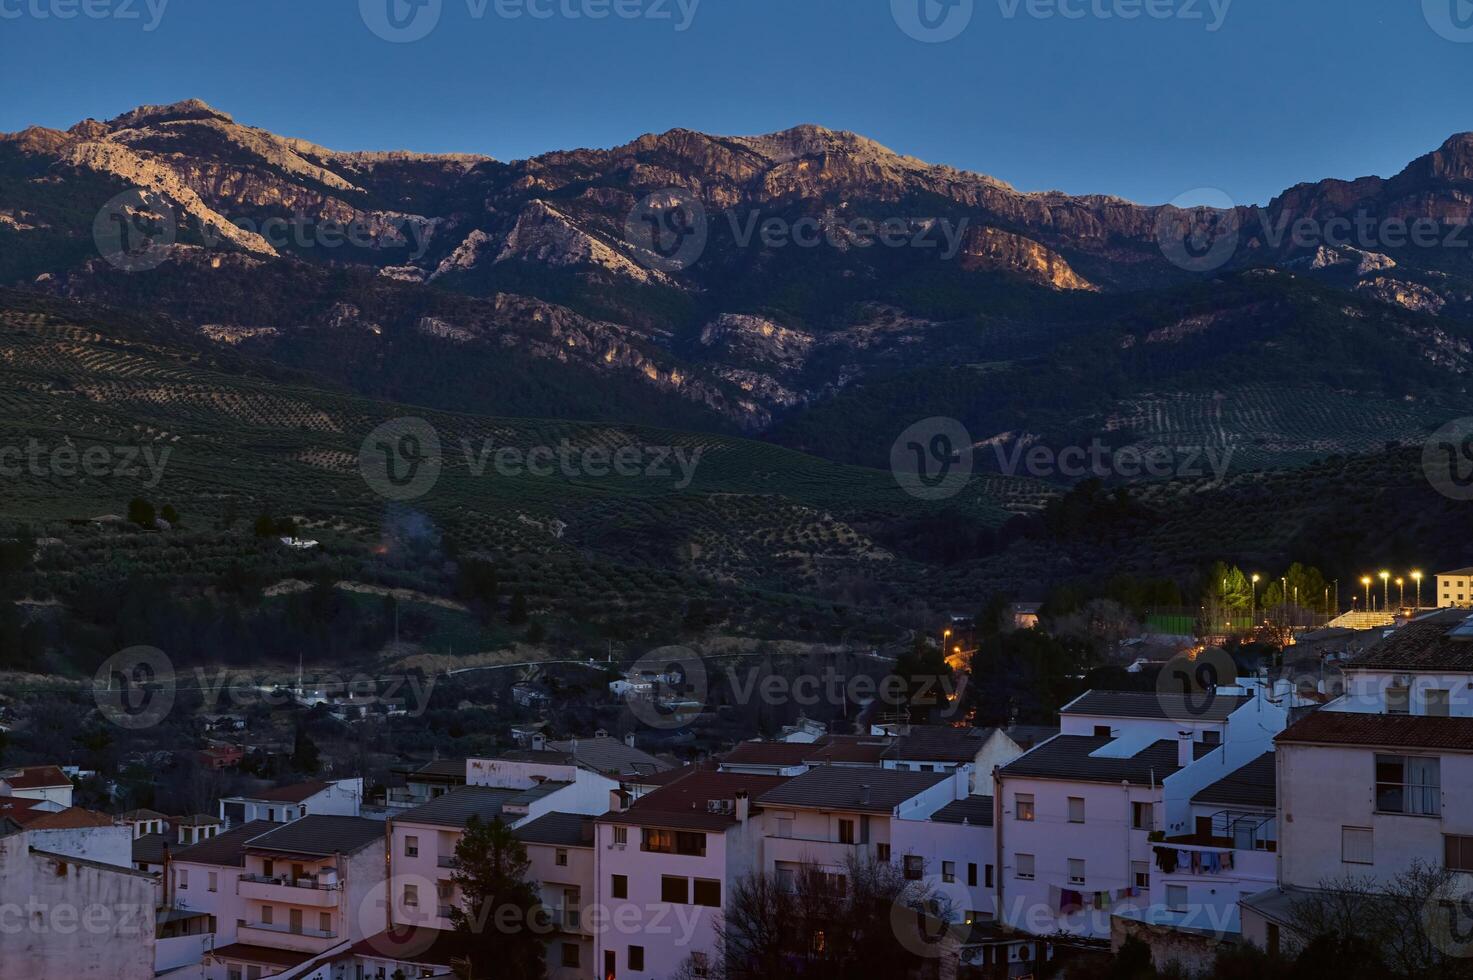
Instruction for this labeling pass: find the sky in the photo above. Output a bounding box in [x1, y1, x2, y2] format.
[1, 0, 1470, 206]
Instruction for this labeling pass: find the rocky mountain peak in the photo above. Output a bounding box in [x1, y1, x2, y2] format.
[105, 98, 234, 131]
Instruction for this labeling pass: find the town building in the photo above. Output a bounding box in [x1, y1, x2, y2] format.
[218, 778, 363, 827]
[0, 764, 74, 806]
[1436, 567, 1473, 609]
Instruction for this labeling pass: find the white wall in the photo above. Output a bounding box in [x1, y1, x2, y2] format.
[1335, 669, 1473, 717]
[26, 824, 133, 869]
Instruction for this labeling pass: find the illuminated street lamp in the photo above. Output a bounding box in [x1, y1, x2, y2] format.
[1362, 576, 1372, 611]
[1412, 571, 1423, 609]
[1380, 571, 1391, 613]
[1396, 577, 1405, 610]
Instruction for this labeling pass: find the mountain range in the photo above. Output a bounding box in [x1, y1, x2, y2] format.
[4, 99, 1473, 470]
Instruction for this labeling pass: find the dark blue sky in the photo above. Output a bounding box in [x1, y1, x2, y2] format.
[2, 0, 1469, 205]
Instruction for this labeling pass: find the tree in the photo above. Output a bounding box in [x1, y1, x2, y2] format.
[127, 497, 156, 528]
[253, 514, 275, 538]
[448, 816, 547, 980]
[291, 727, 320, 774]
[507, 591, 529, 626]
[893, 633, 954, 724]
[160, 504, 180, 525]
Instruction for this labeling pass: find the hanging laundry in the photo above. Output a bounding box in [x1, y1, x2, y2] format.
[1188, 850, 1201, 874]
[1059, 889, 1085, 914]
[1154, 846, 1178, 873]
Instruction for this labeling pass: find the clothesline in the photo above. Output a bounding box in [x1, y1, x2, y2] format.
[1152, 845, 1234, 874]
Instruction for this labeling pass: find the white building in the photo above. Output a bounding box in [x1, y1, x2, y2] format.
[218, 778, 363, 828]
[0, 764, 75, 807]
[1435, 567, 1473, 609]
[1242, 609, 1473, 957]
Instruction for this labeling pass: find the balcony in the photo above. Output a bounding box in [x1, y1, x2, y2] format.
[437, 855, 460, 869]
[238, 874, 341, 908]
[766, 834, 874, 870]
[238, 921, 339, 954]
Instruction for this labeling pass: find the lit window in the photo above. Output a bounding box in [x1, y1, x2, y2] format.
[1015, 794, 1035, 821]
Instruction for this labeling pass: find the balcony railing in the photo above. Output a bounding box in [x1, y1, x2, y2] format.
[242, 920, 337, 940]
[239, 873, 340, 891]
[438, 855, 460, 869]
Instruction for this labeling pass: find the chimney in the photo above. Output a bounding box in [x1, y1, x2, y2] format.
[735, 791, 750, 824]
[625, 732, 637, 749]
[1177, 731, 1195, 767]
[859, 784, 871, 806]
[954, 765, 970, 801]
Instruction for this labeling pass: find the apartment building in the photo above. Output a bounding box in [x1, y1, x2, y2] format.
[0, 763, 74, 806]
[218, 778, 364, 828]
[1242, 609, 1473, 955]
[595, 769, 789, 980]
[881, 725, 1055, 794]
[200, 816, 388, 979]
[1436, 568, 1473, 609]
[516, 811, 598, 979]
[995, 686, 1292, 941]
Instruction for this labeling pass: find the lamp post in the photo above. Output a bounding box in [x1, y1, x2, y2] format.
[1362, 576, 1372, 612]
[1412, 571, 1423, 610]
[1396, 577, 1405, 611]
[1380, 571, 1391, 613]
[1251, 574, 1261, 628]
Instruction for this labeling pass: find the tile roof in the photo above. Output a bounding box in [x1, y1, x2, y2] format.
[23, 807, 114, 830]
[394, 759, 467, 781]
[757, 766, 951, 813]
[0, 796, 42, 824]
[0, 765, 70, 789]
[172, 821, 276, 867]
[394, 786, 522, 829]
[132, 832, 169, 867]
[1192, 752, 1276, 809]
[932, 795, 994, 826]
[1063, 690, 1248, 722]
[246, 815, 386, 858]
[721, 741, 814, 767]
[1003, 725, 1061, 749]
[176, 813, 221, 826]
[116, 808, 169, 822]
[546, 736, 672, 778]
[806, 736, 892, 765]
[887, 726, 987, 763]
[515, 812, 593, 848]
[997, 736, 1186, 785]
[208, 944, 312, 969]
[1345, 608, 1473, 672]
[631, 763, 700, 787]
[233, 779, 331, 803]
[1276, 710, 1473, 752]
[602, 771, 791, 830]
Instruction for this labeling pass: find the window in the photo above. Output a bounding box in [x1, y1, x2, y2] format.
[319, 912, 331, 933]
[904, 855, 924, 881]
[261, 906, 273, 925]
[1068, 797, 1085, 824]
[968, 863, 978, 887]
[555, 848, 568, 867]
[1132, 802, 1154, 831]
[613, 826, 627, 845]
[1342, 827, 1374, 864]
[178, 869, 189, 890]
[1446, 835, 1473, 872]
[1166, 885, 1188, 912]
[1132, 860, 1149, 889]
[1376, 755, 1441, 815]
[691, 952, 709, 977]
[1015, 794, 1035, 821]
[775, 817, 793, 838]
[985, 864, 993, 888]
[1387, 685, 1411, 715]
[1202, 730, 1221, 745]
[643, 828, 706, 856]
[404, 884, 419, 909]
[266, 808, 276, 821]
[1068, 859, 1085, 885]
[629, 945, 645, 971]
[942, 861, 956, 883]
[875, 842, 890, 862]
[693, 878, 721, 907]
[838, 818, 855, 844]
[1016, 854, 1035, 880]
[404, 836, 419, 858]
[561, 943, 580, 968]
[1426, 689, 1451, 717]
[262, 860, 273, 878]
[611, 874, 628, 900]
[1094, 725, 1112, 737]
[661, 876, 689, 904]
[208, 871, 218, 893]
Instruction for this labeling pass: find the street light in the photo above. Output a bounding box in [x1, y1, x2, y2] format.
[1396, 577, 1405, 610]
[1362, 576, 1372, 611]
[1380, 571, 1391, 613]
[1251, 574, 1261, 626]
[1412, 571, 1423, 609]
